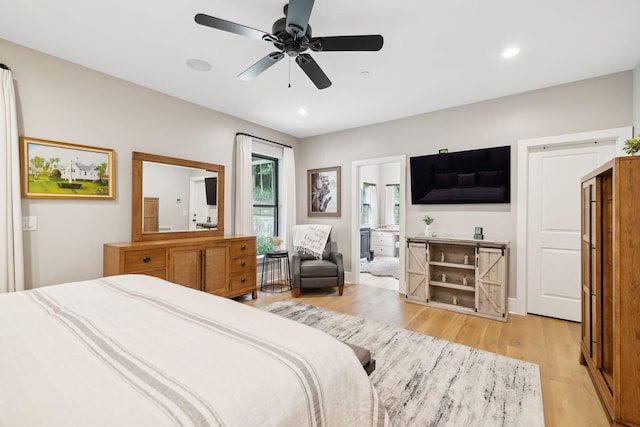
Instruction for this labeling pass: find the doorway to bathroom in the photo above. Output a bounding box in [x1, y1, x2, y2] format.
[351, 155, 406, 293]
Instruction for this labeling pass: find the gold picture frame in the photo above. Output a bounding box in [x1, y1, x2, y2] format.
[307, 166, 341, 217]
[19, 137, 115, 199]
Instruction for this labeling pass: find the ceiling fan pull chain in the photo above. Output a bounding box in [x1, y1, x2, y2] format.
[288, 57, 291, 88]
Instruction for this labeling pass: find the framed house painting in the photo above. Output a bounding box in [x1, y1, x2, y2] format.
[308, 166, 341, 217]
[19, 137, 115, 199]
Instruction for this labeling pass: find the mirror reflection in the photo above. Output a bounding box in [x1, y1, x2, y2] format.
[142, 162, 218, 233]
[132, 151, 225, 242]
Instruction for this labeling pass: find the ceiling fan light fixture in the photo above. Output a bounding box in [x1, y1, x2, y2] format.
[502, 46, 521, 59]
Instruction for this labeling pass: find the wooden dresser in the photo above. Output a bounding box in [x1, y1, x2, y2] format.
[580, 156, 640, 426]
[104, 235, 257, 299]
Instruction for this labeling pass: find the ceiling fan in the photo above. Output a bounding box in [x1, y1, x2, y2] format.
[195, 0, 384, 89]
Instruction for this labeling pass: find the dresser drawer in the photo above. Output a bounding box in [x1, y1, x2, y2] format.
[231, 255, 257, 273]
[141, 269, 167, 280]
[371, 235, 395, 247]
[124, 248, 167, 272]
[230, 239, 256, 257]
[372, 245, 395, 257]
[230, 271, 256, 291]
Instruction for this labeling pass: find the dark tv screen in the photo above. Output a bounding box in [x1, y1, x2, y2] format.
[410, 146, 511, 204]
[205, 177, 217, 206]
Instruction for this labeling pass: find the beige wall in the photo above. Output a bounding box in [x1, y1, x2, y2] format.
[5, 36, 635, 295]
[299, 71, 634, 297]
[2, 38, 299, 288]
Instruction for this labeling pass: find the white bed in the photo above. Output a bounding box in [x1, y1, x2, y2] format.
[0, 274, 389, 427]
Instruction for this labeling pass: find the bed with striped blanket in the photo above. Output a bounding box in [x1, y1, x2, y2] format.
[0, 274, 388, 427]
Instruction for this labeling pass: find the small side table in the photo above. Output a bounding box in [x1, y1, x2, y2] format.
[260, 250, 292, 292]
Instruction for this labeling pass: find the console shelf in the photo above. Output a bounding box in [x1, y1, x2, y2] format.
[428, 261, 476, 270]
[429, 281, 475, 292]
[405, 236, 509, 321]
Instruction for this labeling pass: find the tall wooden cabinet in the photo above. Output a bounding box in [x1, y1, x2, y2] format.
[104, 236, 257, 299]
[405, 237, 509, 321]
[580, 156, 640, 426]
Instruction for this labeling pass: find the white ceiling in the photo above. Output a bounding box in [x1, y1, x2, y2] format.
[1, 0, 640, 138]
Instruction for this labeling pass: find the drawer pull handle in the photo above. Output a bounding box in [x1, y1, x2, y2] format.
[143, 256, 151, 263]
[241, 261, 246, 267]
[241, 277, 246, 283]
[241, 245, 247, 250]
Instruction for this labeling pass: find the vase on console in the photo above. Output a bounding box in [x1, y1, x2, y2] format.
[422, 214, 434, 237]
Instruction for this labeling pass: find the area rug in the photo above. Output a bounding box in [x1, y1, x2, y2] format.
[360, 256, 400, 279]
[262, 301, 544, 427]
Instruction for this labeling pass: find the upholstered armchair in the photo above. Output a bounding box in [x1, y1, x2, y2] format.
[291, 239, 344, 297]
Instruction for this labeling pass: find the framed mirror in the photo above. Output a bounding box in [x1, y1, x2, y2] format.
[132, 152, 225, 241]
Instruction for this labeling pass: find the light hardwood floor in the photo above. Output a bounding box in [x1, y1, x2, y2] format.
[240, 283, 609, 427]
[359, 272, 399, 291]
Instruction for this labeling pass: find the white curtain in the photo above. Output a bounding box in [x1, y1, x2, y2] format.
[384, 185, 395, 225]
[364, 184, 378, 225]
[0, 67, 25, 293]
[281, 146, 296, 250]
[234, 134, 253, 235]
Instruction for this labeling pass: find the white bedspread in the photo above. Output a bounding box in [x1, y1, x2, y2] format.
[0, 275, 388, 427]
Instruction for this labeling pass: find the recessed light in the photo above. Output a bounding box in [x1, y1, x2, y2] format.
[502, 46, 520, 59]
[360, 70, 370, 77]
[297, 108, 307, 115]
[186, 58, 212, 71]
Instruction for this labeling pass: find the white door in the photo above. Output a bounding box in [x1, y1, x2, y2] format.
[189, 178, 208, 230]
[527, 141, 615, 321]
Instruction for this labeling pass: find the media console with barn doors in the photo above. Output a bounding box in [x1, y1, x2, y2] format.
[405, 236, 509, 321]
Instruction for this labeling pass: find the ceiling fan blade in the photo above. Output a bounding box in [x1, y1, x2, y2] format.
[195, 13, 274, 42]
[310, 35, 384, 52]
[238, 52, 285, 81]
[296, 54, 331, 89]
[285, 0, 315, 36]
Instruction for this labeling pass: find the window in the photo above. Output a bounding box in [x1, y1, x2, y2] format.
[392, 184, 400, 225]
[252, 154, 278, 255]
[361, 182, 376, 225]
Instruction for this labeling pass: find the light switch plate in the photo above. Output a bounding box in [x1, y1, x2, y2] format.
[22, 216, 37, 231]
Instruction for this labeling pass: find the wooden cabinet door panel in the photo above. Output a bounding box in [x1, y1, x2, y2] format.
[168, 245, 202, 290]
[405, 241, 427, 302]
[476, 247, 506, 318]
[203, 245, 229, 295]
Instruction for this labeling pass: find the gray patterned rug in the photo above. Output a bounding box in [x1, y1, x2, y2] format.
[360, 256, 400, 279]
[262, 301, 544, 427]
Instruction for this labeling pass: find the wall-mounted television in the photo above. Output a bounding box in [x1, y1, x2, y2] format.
[205, 177, 217, 206]
[410, 146, 511, 204]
